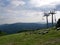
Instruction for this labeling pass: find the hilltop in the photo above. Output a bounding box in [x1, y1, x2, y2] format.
[0, 28, 60, 45]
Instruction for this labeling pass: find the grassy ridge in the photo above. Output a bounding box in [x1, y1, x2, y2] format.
[0, 28, 60, 45]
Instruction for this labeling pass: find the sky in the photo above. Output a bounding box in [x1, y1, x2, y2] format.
[0, 0, 60, 24]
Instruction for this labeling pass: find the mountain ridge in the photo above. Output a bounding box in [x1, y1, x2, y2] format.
[0, 23, 52, 34]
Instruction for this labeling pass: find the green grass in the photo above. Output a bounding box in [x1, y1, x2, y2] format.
[0, 28, 60, 45]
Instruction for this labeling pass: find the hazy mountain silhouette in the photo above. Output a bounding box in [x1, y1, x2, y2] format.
[0, 23, 52, 34]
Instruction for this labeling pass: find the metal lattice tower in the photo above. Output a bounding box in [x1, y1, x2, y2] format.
[44, 12, 50, 28]
[49, 10, 56, 27]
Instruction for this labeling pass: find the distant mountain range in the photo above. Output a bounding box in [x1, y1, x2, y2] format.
[0, 23, 53, 34]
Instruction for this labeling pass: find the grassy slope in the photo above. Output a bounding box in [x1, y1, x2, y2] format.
[0, 28, 60, 45]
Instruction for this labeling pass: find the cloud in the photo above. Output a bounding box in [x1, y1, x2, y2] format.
[28, 0, 60, 11]
[55, 4, 60, 11]
[10, 0, 26, 7]
[29, 0, 60, 7]
[0, 0, 60, 24]
[0, 0, 26, 8]
[0, 9, 43, 24]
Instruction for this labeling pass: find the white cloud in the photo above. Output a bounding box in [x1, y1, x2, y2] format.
[10, 0, 26, 7]
[29, 0, 60, 7]
[0, 9, 44, 24]
[55, 11, 60, 20]
[0, 0, 60, 24]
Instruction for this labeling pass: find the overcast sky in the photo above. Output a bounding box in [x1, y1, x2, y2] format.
[0, 0, 60, 24]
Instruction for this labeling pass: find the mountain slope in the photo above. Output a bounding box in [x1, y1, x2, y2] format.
[0, 28, 60, 45]
[0, 23, 52, 34]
